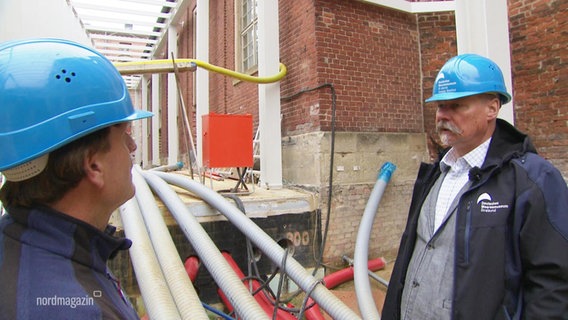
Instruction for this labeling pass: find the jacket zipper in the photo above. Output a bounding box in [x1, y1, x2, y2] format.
[464, 200, 472, 264]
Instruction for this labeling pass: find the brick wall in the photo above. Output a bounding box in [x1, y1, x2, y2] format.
[416, 11, 457, 160]
[280, 0, 424, 136]
[509, 0, 568, 177]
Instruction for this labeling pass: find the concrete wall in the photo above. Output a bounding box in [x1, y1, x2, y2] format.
[283, 131, 429, 263]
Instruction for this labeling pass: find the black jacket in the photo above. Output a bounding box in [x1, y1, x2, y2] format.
[383, 119, 568, 319]
[0, 206, 139, 319]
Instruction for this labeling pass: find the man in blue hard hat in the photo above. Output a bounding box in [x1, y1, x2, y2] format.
[0, 38, 152, 319]
[382, 54, 568, 319]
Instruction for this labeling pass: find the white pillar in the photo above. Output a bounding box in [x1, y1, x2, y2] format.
[151, 74, 161, 166]
[455, 0, 514, 124]
[131, 88, 143, 165]
[257, 0, 283, 189]
[196, 0, 210, 169]
[141, 76, 150, 167]
[167, 26, 179, 164]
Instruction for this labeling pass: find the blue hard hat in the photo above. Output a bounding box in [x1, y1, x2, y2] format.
[0, 38, 153, 172]
[425, 54, 512, 105]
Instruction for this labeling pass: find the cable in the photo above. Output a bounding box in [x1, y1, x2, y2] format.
[281, 83, 337, 274]
[202, 302, 235, 320]
[115, 59, 287, 84]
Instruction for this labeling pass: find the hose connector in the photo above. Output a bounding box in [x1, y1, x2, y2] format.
[378, 162, 397, 183]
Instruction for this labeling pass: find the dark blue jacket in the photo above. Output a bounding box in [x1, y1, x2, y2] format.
[383, 119, 568, 319]
[0, 205, 139, 320]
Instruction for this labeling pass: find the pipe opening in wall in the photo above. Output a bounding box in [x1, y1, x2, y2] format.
[277, 238, 295, 256]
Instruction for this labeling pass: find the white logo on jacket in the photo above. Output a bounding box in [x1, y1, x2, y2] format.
[477, 192, 509, 213]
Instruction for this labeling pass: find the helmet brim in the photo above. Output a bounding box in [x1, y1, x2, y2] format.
[425, 91, 511, 105]
[125, 109, 154, 121]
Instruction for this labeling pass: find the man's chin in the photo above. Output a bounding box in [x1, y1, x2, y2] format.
[439, 133, 454, 147]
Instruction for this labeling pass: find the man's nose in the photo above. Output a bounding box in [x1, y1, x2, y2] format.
[127, 135, 137, 153]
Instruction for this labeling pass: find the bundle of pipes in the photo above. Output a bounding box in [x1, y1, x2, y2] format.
[119, 163, 395, 319]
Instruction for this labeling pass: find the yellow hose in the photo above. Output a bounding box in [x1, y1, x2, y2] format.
[114, 59, 287, 84]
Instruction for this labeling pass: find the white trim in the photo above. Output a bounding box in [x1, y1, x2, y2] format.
[360, 0, 455, 13]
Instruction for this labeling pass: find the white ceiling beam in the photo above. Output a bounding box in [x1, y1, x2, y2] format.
[98, 48, 152, 57]
[410, 1, 455, 13]
[359, 0, 455, 13]
[94, 42, 153, 51]
[70, 2, 171, 19]
[85, 25, 162, 37]
[104, 55, 151, 62]
[89, 33, 158, 44]
[79, 14, 167, 28]
[151, 0, 191, 58]
[116, 0, 177, 8]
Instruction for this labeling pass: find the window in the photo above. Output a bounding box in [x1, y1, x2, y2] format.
[236, 0, 258, 73]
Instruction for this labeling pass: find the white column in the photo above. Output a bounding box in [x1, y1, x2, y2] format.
[151, 74, 161, 166]
[131, 88, 143, 165]
[167, 26, 179, 164]
[257, 0, 283, 189]
[455, 0, 514, 124]
[141, 75, 150, 167]
[196, 0, 210, 168]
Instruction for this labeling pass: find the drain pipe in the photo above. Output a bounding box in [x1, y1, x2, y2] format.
[132, 167, 208, 320]
[141, 170, 269, 320]
[152, 171, 362, 320]
[119, 198, 181, 319]
[354, 162, 396, 320]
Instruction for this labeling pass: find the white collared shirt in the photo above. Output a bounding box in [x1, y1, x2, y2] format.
[434, 138, 491, 231]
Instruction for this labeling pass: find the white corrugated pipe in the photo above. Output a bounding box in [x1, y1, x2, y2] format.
[132, 167, 208, 320]
[119, 198, 181, 319]
[149, 161, 184, 172]
[152, 171, 363, 320]
[353, 162, 396, 320]
[140, 170, 270, 320]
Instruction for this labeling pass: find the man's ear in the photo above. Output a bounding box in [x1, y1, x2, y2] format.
[487, 97, 500, 120]
[84, 152, 105, 189]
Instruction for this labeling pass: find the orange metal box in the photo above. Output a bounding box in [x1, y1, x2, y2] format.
[202, 113, 253, 168]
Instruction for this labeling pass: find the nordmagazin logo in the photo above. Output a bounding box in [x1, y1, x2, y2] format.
[476, 193, 509, 213]
[36, 292, 98, 309]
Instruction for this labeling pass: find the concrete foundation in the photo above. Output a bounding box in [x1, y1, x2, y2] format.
[282, 131, 430, 265]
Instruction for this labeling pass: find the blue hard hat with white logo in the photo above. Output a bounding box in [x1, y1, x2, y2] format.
[425, 53, 512, 105]
[0, 38, 153, 172]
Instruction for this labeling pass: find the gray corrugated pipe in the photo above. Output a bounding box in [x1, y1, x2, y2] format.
[132, 166, 209, 320]
[119, 198, 182, 319]
[150, 161, 184, 172]
[140, 170, 270, 320]
[354, 162, 396, 320]
[152, 171, 363, 320]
